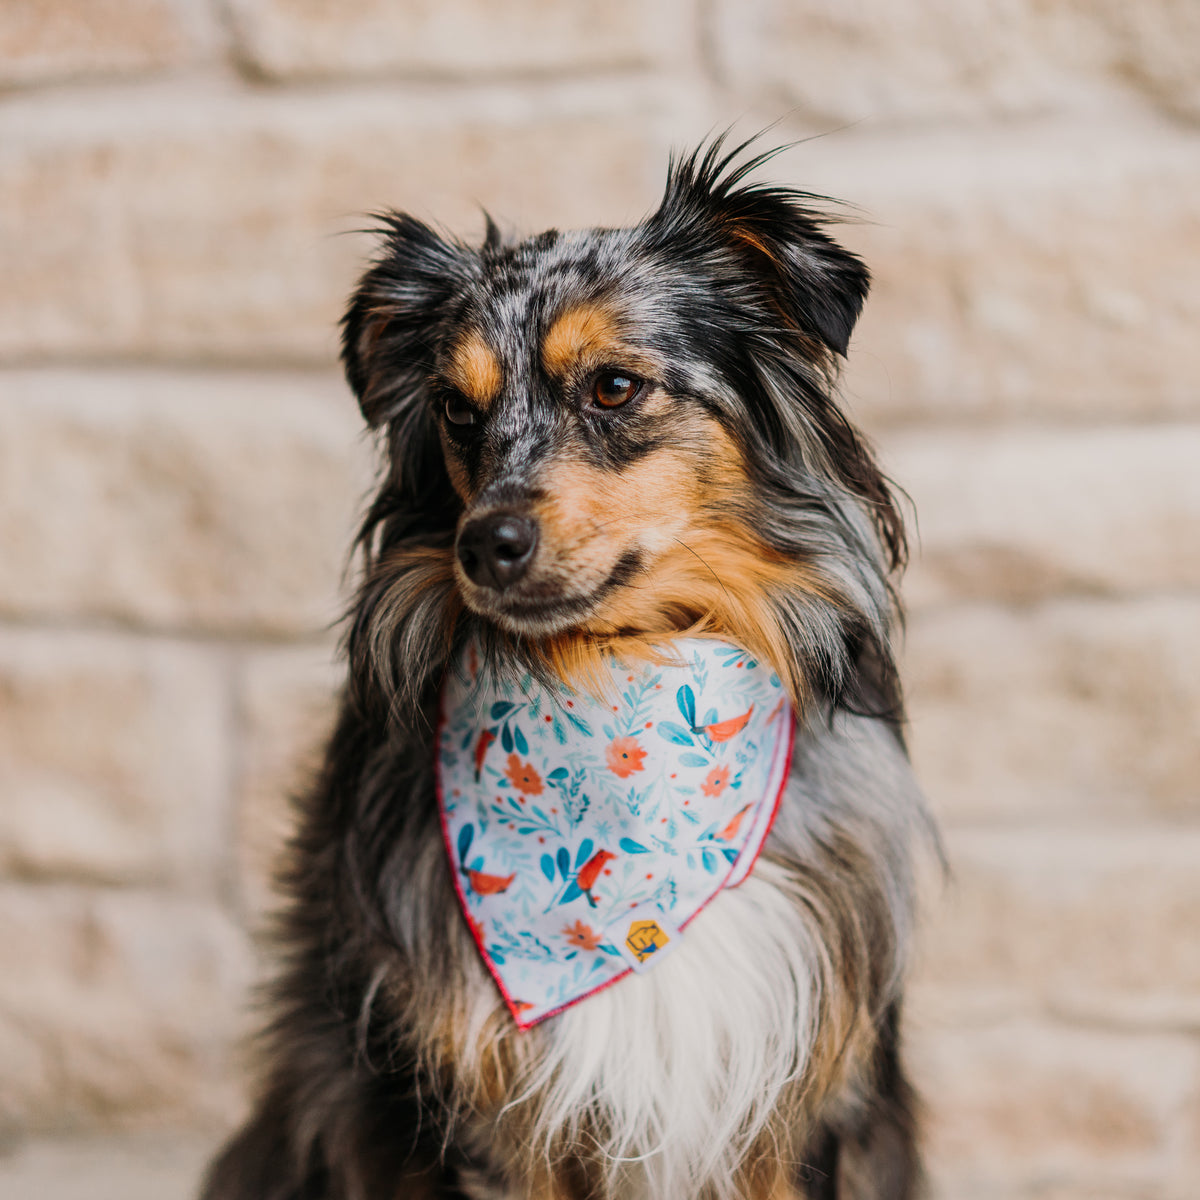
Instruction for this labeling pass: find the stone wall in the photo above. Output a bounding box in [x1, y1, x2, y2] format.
[0, 3, 1197, 1197]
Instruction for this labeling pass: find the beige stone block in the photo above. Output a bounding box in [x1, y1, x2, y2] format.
[0, 0, 216, 88]
[911, 1022, 1196, 1198]
[235, 645, 342, 920]
[0, 86, 668, 363]
[0, 629, 229, 888]
[1108, 0, 1200, 123]
[0, 1134, 215, 1200]
[914, 829, 1200, 1026]
[711, 0, 1200, 125]
[784, 119, 1200, 424]
[882, 425, 1200, 607]
[0, 370, 366, 635]
[904, 599, 1200, 824]
[0, 886, 251, 1131]
[227, 0, 696, 80]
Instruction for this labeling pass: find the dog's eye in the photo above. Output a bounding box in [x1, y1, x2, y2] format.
[444, 393, 478, 427]
[592, 372, 641, 409]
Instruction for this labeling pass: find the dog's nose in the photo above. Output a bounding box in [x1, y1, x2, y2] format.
[456, 512, 539, 591]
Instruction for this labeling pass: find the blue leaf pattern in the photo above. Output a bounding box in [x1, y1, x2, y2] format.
[438, 637, 791, 1028]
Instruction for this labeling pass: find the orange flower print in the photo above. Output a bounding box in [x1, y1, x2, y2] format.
[605, 736, 646, 778]
[562, 920, 602, 951]
[701, 765, 730, 797]
[504, 752, 543, 796]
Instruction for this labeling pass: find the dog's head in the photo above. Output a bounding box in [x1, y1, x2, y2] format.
[343, 138, 905, 719]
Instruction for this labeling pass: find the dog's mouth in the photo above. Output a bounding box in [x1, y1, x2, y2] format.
[455, 545, 646, 637]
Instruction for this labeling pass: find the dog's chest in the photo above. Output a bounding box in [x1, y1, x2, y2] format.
[443, 851, 820, 1198]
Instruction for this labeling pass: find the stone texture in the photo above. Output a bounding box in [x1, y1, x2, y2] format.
[0, 0, 216, 88]
[0, 885, 252, 1131]
[235, 645, 342, 920]
[0, 86, 669, 364]
[0, 1134, 215, 1200]
[0, 370, 366, 635]
[914, 830, 1200, 1027]
[911, 1021, 1198, 1198]
[227, 0, 696, 80]
[904, 599, 1200, 824]
[785, 119, 1200, 424]
[0, 629, 228, 888]
[882, 425, 1200, 608]
[0, 0, 1196, 1182]
[711, 0, 1200, 125]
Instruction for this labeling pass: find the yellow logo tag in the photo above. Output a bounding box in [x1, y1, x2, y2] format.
[625, 918, 670, 963]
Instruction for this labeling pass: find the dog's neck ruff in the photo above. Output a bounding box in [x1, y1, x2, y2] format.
[436, 638, 795, 1029]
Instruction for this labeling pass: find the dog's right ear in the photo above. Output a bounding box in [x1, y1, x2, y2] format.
[341, 214, 471, 427]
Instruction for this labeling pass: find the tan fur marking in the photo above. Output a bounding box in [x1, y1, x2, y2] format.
[526, 418, 833, 707]
[542, 304, 622, 377]
[439, 425, 472, 501]
[730, 223, 777, 264]
[447, 331, 502, 408]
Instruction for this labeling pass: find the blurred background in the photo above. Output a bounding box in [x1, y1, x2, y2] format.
[1, 2, 1198, 1198]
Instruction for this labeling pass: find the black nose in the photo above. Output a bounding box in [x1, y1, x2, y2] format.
[456, 512, 539, 591]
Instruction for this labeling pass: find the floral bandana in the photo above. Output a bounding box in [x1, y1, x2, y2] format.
[436, 638, 795, 1029]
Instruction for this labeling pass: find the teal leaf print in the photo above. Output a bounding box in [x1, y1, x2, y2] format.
[575, 838, 594, 868]
[490, 701, 517, 720]
[678, 752, 709, 767]
[540, 854, 556, 882]
[547, 767, 569, 784]
[565, 712, 593, 737]
[556, 846, 570, 879]
[457, 823, 474, 865]
[676, 685, 697, 727]
[701, 850, 719, 874]
[656, 721, 695, 746]
[619, 837, 650, 854]
[501, 723, 514, 754]
[560, 880, 583, 905]
[563, 790, 590, 827]
[513, 725, 529, 756]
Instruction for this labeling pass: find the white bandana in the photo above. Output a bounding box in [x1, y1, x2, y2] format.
[436, 638, 794, 1028]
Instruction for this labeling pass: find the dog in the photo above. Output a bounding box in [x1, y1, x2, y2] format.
[201, 136, 935, 1200]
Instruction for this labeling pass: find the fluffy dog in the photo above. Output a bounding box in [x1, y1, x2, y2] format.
[202, 137, 935, 1200]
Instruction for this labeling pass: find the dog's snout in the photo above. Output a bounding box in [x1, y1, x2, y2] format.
[457, 512, 539, 591]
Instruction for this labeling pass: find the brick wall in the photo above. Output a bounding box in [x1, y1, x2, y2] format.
[0, 3, 1196, 1197]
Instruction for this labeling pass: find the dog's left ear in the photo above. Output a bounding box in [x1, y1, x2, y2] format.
[654, 143, 870, 358]
[724, 205, 869, 358]
[341, 214, 472, 427]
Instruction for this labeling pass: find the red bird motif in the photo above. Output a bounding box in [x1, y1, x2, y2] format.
[701, 705, 754, 743]
[574, 849, 616, 907]
[464, 868, 516, 896]
[473, 729, 496, 781]
[716, 803, 752, 842]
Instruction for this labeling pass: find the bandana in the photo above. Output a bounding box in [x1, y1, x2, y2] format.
[436, 638, 795, 1029]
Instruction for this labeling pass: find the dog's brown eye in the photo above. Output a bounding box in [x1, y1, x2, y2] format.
[444, 393, 477, 427]
[592, 372, 640, 409]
